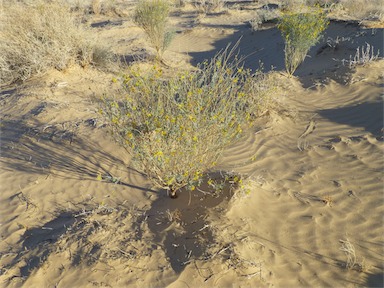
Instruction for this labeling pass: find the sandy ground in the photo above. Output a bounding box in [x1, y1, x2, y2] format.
[1, 1, 383, 287]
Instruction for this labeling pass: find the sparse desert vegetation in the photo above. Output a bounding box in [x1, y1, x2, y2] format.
[133, 0, 174, 60]
[102, 45, 273, 197]
[0, 0, 383, 287]
[278, 5, 329, 75]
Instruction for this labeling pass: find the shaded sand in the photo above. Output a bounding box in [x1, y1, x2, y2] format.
[1, 2, 383, 287]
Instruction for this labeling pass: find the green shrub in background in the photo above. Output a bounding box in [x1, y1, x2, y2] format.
[134, 0, 174, 61]
[278, 6, 329, 75]
[102, 45, 273, 198]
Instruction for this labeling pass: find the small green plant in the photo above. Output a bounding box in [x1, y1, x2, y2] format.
[278, 6, 329, 75]
[102, 44, 273, 198]
[133, 0, 174, 60]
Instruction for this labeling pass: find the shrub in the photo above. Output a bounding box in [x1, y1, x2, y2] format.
[278, 6, 329, 75]
[193, 0, 227, 14]
[249, 7, 280, 31]
[0, 1, 107, 84]
[133, 0, 174, 61]
[102, 45, 273, 198]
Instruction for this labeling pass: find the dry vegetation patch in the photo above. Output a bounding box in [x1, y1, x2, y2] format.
[0, 1, 112, 84]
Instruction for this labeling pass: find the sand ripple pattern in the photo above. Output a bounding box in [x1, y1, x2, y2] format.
[213, 73, 384, 287]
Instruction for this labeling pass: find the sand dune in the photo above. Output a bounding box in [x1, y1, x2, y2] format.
[1, 1, 383, 287]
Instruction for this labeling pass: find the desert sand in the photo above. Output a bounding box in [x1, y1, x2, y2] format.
[1, 1, 383, 287]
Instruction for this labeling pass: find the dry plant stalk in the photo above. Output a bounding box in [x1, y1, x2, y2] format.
[339, 238, 356, 270]
[349, 43, 380, 68]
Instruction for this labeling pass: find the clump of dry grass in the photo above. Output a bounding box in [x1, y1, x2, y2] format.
[339, 238, 357, 270]
[193, 0, 227, 14]
[281, 0, 384, 21]
[0, 1, 110, 84]
[339, 238, 369, 271]
[249, 7, 280, 31]
[338, 0, 384, 21]
[348, 43, 380, 67]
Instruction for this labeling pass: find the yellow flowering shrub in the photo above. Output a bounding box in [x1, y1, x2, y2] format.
[102, 45, 273, 198]
[278, 6, 329, 75]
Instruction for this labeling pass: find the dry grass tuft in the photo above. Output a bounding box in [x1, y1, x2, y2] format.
[280, 0, 384, 22]
[0, 1, 111, 84]
[339, 0, 384, 21]
[339, 238, 369, 271]
[348, 43, 381, 68]
[193, 0, 227, 14]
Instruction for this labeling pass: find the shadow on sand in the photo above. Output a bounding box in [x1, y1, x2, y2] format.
[186, 21, 383, 88]
[0, 117, 154, 193]
[147, 174, 235, 273]
[318, 100, 384, 138]
[366, 273, 384, 288]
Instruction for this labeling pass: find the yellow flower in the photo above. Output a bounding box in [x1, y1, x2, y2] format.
[126, 132, 133, 139]
[154, 151, 163, 158]
[193, 171, 202, 181]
